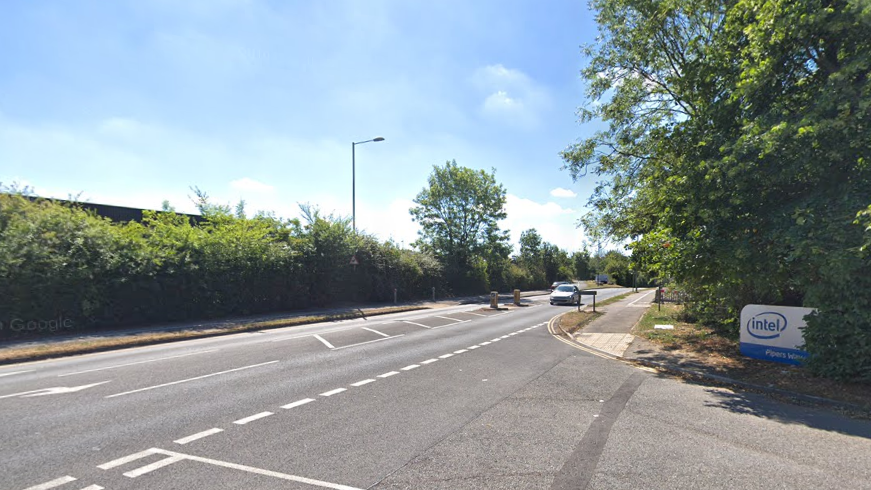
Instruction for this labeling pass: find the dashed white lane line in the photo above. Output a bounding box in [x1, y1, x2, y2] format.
[453, 349, 468, 354]
[480, 341, 492, 345]
[378, 371, 399, 378]
[105, 361, 278, 398]
[313, 334, 336, 349]
[420, 359, 438, 365]
[468, 345, 480, 350]
[99, 449, 154, 470]
[234, 412, 274, 425]
[124, 454, 185, 477]
[401, 364, 420, 371]
[59, 349, 219, 377]
[490, 338, 501, 342]
[80, 485, 104, 490]
[320, 388, 347, 397]
[282, 398, 315, 409]
[174, 428, 224, 445]
[22, 476, 76, 490]
[0, 370, 35, 378]
[351, 379, 376, 387]
[361, 327, 391, 338]
[438, 353, 454, 359]
[402, 320, 431, 329]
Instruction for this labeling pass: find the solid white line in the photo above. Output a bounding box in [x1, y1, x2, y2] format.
[174, 428, 224, 445]
[402, 320, 431, 329]
[149, 448, 363, 490]
[282, 398, 315, 409]
[401, 364, 420, 371]
[331, 335, 404, 351]
[453, 349, 468, 354]
[438, 354, 454, 359]
[58, 350, 219, 377]
[22, 476, 76, 490]
[99, 449, 157, 470]
[351, 379, 376, 387]
[105, 361, 278, 398]
[313, 335, 335, 349]
[124, 455, 185, 477]
[319, 388, 347, 397]
[0, 370, 35, 378]
[420, 359, 438, 365]
[361, 327, 390, 337]
[378, 371, 399, 378]
[464, 311, 487, 317]
[234, 411, 274, 425]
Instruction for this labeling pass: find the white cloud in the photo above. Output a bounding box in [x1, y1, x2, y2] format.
[471, 64, 551, 129]
[550, 187, 577, 198]
[230, 177, 275, 192]
[501, 194, 586, 254]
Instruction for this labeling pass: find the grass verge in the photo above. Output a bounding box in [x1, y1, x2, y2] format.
[558, 310, 604, 335]
[631, 303, 871, 413]
[0, 305, 428, 365]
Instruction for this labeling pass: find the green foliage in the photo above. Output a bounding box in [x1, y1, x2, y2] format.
[567, 0, 871, 380]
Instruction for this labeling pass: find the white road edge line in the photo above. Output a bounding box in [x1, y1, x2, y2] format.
[351, 379, 376, 387]
[59, 350, 219, 377]
[420, 359, 438, 364]
[319, 388, 347, 397]
[282, 398, 316, 409]
[0, 370, 35, 378]
[361, 327, 391, 338]
[313, 335, 335, 349]
[401, 364, 420, 371]
[331, 335, 404, 351]
[378, 371, 399, 378]
[628, 289, 656, 306]
[174, 428, 224, 445]
[402, 320, 431, 329]
[105, 361, 278, 398]
[22, 476, 76, 490]
[234, 412, 274, 425]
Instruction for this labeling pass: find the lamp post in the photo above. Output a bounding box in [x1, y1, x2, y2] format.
[352, 136, 385, 233]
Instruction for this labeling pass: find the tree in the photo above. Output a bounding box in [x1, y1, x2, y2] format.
[410, 160, 508, 293]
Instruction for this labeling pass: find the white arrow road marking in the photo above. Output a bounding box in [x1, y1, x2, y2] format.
[2, 381, 111, 399]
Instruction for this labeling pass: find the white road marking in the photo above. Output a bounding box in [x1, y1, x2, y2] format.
[401, 364, 420, 371]
[500, 335, 510, 339]
[438, 354, 454, 359]
[480, 342, 491, 345]
[319, 388, 347, 397]
[377, 371, 399, 378]
[464, 311, 487, 317]
[350, 379, 376, 387]
[628, 289, 656, 306]
[420, 359, 438, 365]
[105, 361, 278, 398]
[331, 335, 404, 351]
[99, 449, 156, 470]
[0, 370, 34, 378]
[174, 428, 224, 445]
[490, 338, 501, 342]
[434, 315, 467, 323]
[2, 381, 111, 400]
[468, 346, 480, 350]
[453, 349, 468, 354]
[282, 398, 315, 409]
[79, 486, 104, 490]
[234, 412, 274, 425]
[402, 320, 431, 329]
[361, 327, 390, 337]
[22, 476, 76, 490]
[313, 335, 335, 349]
[58, 350, 219, 377]
[124, 454, 185, 477]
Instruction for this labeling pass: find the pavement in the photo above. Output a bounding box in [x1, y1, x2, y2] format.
[568, 288, 656, 357]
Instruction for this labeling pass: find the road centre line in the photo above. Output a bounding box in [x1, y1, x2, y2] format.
[174, 428, 224, 445]
[0, 370, 35, 378]
[234, 412, 274, 425]
[378, 371, 399, 378]
[313, 335, 335, 349]
[491, 338, 501, 342]
[402, 320, 431, 329]
[22, 476, 77, 490]
[480, 341, 491, 345]
[104, 361, 278, 398]
[453, 349, 468, 354]
[351, 379, 376, 387]
[331, 335, 404, 351]
[320, 388, 346, 397]
[438, 354, 454, 359]
[468, 345, 480, 349]
[420, 359, 438, 364]
[361, 327, 391, 337]
[124, 454, 185, 478]
[401, 364, 420, 371]
[282, 398, 315, 409]
[59, 350, 219, 377]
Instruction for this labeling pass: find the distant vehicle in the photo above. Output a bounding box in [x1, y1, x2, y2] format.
[550, 281, 571, 291]
[595, 274, 609, 285]
[550, 284, 580, 306]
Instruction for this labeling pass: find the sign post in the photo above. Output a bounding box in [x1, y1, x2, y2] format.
[739, 304, 814, 365]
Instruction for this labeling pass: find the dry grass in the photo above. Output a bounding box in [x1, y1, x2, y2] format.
[0, 305, 427, 365]
[559, 310, 604, 335]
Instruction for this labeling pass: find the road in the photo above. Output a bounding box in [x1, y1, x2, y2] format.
[1, 288, 870, 489]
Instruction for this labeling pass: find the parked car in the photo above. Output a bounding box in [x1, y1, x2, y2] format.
[549, 281, 571, 291]
[550, 284, 580, 305]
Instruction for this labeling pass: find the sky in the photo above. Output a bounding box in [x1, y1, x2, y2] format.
[0, 0, 605, 254]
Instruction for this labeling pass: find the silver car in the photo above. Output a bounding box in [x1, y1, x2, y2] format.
[550, 284, 580, 305]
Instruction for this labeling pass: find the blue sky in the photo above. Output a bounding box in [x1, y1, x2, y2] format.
[0, 0, 604, 253]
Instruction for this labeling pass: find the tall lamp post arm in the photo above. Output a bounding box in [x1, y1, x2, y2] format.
[350, 136, 385, 233]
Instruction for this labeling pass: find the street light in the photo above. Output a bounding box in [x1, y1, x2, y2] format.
[352, 136, 385, 232]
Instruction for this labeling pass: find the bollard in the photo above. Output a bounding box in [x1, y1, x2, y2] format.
[432, 287, 436, 301]
[490, 291, 499, 309]
[513, 289, 520, 306]
[394, 288, 397, 304]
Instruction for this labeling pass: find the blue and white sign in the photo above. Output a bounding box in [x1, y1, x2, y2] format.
[740, 304, 815, 365]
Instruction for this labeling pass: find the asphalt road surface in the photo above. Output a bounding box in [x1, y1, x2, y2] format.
[2, 288, 870, 489]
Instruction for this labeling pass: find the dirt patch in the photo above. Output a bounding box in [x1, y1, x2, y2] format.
[627, 304, 871, 414]
[559, 311, 603, 335]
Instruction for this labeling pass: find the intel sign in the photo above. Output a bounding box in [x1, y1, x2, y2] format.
[740, 305, 815, 365]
